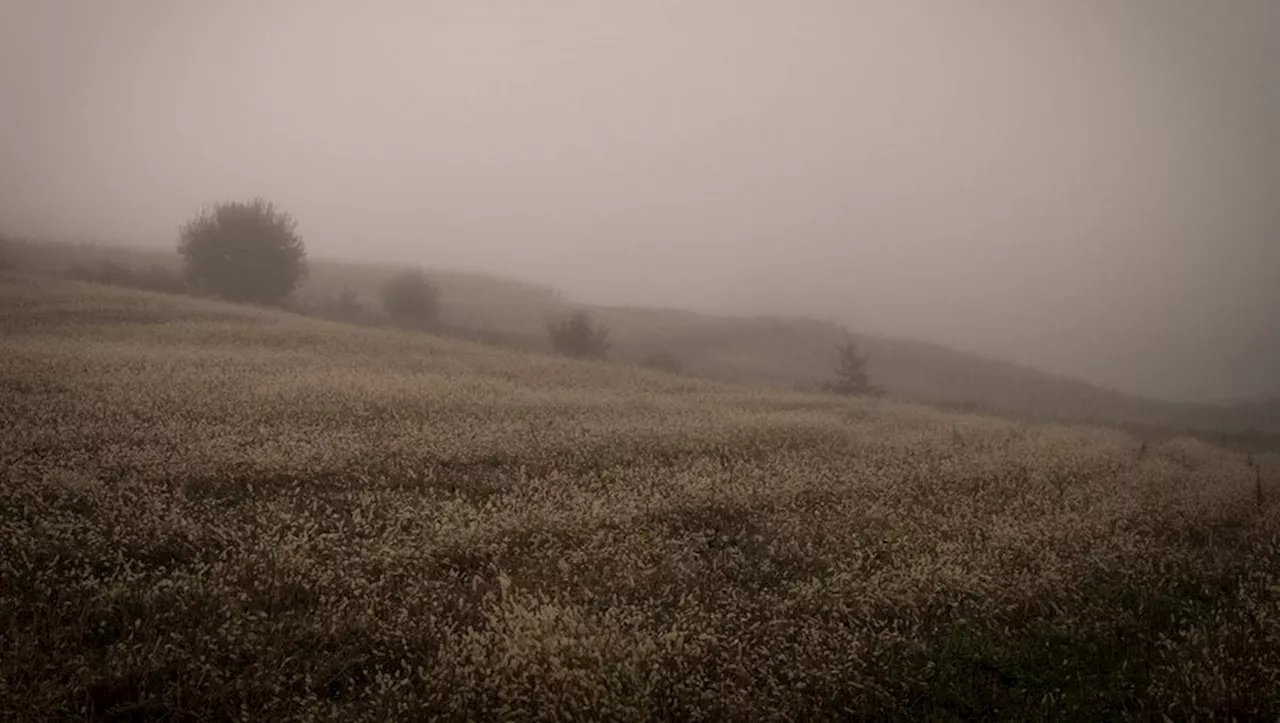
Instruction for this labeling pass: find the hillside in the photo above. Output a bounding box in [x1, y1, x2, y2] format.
[2, 235, 1275, 435]
[591, 307, 1272, 432]
[2, 273, 1279, 719]
[0, 236, 568, 336]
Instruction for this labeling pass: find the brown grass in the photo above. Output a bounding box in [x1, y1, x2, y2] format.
[7, 235, 1278, 438]
[2, 274, 1279, 720]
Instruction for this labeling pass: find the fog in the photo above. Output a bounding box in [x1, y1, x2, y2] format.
[2, 0, 1277, 403]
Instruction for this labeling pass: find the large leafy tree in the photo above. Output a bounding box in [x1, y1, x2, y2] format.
[178, 198, 307, 305]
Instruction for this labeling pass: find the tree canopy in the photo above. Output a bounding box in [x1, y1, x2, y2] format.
[178, 198, 306, 305]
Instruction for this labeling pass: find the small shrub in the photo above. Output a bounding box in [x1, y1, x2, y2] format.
[821, 335, 882, 397]
[548, 310, 610, 359]
[381, 270, 440, 330]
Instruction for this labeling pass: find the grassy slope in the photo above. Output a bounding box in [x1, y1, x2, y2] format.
[2, 273, 1279, 720]
[589, 307, 1257, 430]
[0, 237, 567, 336]
[5, 236, 1275, 436]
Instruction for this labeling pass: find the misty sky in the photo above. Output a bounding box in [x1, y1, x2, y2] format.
[2, 0, 1277, 402]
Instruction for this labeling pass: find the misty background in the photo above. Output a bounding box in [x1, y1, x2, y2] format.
[2, 0, 1277, 403]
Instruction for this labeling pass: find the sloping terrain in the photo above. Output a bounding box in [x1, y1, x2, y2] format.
[2, 236, 1275, 436]
[2, 274, 1278, 720]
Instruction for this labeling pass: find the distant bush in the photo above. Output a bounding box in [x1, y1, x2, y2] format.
[548, 310, 610, 360]
[381, 270, 441, 329]
[332, 288, 368, 320]
[821, 335, 882, 397]
[639, 351, 685, 374]
[178, 197, 307, 306]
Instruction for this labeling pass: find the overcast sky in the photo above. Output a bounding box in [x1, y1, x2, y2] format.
[2, 0, 1277, 402]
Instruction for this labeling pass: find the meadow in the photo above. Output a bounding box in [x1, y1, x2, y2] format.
[2, 273, 1279, 720]
[6, 234, 1278, 437]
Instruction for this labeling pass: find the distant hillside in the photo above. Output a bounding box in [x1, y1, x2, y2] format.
[593, 306, 1279, 436]
[3, 235, 1275, 435]
[0, 236, 566, 334]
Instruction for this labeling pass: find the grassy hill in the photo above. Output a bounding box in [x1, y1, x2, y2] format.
[591, 308, 1266, 429]
[0, 236, 567, 336]
[2, 272, 1279, 719]
[2, 235, 1276, 439]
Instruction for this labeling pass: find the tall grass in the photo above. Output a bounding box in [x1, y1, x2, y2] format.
[2, 276, 1278, 720]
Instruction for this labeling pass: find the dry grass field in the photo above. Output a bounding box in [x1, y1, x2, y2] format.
[8, 235, 1280, 437]
[2, 273, 1279, 720]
